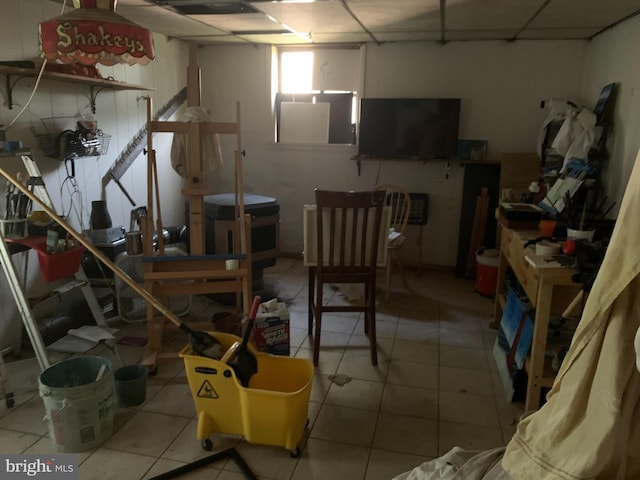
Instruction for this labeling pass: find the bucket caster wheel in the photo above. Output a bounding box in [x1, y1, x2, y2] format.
[201, 439, 213, 451]
[290, 446, 301, 458]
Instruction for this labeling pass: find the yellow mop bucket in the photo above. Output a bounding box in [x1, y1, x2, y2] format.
[180, 332, 313, 456]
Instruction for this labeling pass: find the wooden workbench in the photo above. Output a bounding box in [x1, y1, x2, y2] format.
[492, 226, 581, 412]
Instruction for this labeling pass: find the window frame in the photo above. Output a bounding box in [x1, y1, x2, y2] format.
[275, 46, 359, 146]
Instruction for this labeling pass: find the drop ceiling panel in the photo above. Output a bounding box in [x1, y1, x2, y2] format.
[445, 29, 519, 41]
[310, 32, 375, 44]
[529, 0, 639, 29]
[348, 0, 441, 32]
[444, 0, 546, 30]
[519, 28, 601, 39]
[236, 33, 313, 44]
[81, 0, 640, 45]
[189, 13, 281, 32]
[373, 31, 442, 43]
[255, 2, 361, 34]
[116, 5, 223, 36]
[176, 35, 244, 44]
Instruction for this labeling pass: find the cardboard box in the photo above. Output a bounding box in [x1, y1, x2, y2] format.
[254, 302, 290, 356]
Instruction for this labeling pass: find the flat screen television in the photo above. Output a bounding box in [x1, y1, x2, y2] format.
[358, 98, 461, 159]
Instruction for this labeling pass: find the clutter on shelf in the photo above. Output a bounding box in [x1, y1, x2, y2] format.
[32, 115, 111, 160]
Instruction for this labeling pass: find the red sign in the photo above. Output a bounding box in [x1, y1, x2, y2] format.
[39, 4, 154, 66]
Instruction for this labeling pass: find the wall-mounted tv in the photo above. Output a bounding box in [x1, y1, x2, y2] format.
[358, 98, 461, 159]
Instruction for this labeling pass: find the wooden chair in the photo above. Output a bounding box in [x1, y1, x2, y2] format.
[374, 184, 412, 302]
[307, 189, 386, 366]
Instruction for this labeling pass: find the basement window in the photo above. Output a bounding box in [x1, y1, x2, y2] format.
[275, 47, 359, 145]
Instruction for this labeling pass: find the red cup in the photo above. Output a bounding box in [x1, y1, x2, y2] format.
[539, 220, 556, 237]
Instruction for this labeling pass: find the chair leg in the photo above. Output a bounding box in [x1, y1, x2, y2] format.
[368, 282, 378, 366]
[308, 267, 314, 336]
[313, 277, 323, 367]
[384, 255, 392, 302]
[364, 284, 370, 335]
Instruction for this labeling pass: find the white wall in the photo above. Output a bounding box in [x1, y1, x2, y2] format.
[0, 3, 189, 233]
[0, 0, 188, 352]
[197, 40, 585, 264]
[1, 1, 638, 353]
[580, 15, 640, 214]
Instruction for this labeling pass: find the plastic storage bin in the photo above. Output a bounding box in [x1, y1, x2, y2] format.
[180, 332, 313, 456]
[38, 245, 85, 282]
[4, 236, 84, 282]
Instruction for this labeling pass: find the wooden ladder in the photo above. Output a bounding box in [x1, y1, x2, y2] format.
[0, 151, 123, 391]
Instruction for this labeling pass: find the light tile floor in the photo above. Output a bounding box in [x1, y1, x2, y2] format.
[0, 257, 524, 479]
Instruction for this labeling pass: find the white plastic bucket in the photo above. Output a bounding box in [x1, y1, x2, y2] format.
[566, 228, 595, 241]
[39, 356, 114, 452]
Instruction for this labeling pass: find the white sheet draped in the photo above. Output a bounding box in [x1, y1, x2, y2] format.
[502, 147, 640, 479]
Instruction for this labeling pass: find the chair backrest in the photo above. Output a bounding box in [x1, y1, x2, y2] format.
[374, 184, 412, 236]
[314, 189, 385, 272]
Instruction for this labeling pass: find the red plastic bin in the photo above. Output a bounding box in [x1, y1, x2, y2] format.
[37, 244, 85, 282]
[7, 237, 85, 283]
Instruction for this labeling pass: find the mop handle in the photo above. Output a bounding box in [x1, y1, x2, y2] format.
[220, 296, 261, 364]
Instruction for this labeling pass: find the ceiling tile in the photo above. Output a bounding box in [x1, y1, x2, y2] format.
[116, 5, 224, 36]
[99, 0, 640, 45]
[254, 2, 361, 34]
[189, 13, 281, 32]
[444, 0, 546, 30]
[310, 32, 374, 44]
[236, 33, 313, 44]
[445, 29, 518, 41]
[373, 31, 442, 43]
[530, 0, 640, 29]
[176, 35, 245, 45]
[348, 0, 441, 32]
[519, 28, 602, 39]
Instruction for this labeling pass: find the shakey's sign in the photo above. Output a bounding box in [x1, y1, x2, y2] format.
[40, 20, 153, 60]
[39, 1, 154, 66]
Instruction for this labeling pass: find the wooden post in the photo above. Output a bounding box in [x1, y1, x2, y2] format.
[187, 42, 201, 108]
[466, 187, 489, 277]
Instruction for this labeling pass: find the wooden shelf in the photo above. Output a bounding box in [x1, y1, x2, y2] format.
[350, 154, 499, 177]
[350, 154, 499, 165]
[0, 65, 153, 113]
[492, 226, 580, 411]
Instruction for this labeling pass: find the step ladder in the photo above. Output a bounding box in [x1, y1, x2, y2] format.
[0, 150, 122, 401]
[0, 348, 14, 408]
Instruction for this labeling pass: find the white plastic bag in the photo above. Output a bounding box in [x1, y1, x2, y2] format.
[170, 106, 223, 178]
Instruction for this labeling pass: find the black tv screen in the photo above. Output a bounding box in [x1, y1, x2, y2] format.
[358, 98, 461, 159]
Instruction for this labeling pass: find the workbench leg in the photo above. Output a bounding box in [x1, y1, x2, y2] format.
[525, 282, 553, 412]
[416, 225, 423, 278]
[490, 250, 507, 329]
